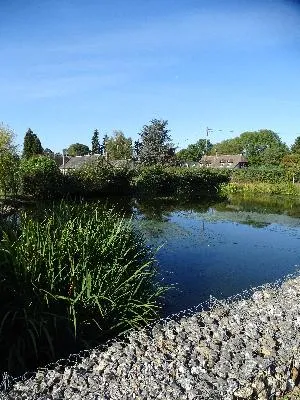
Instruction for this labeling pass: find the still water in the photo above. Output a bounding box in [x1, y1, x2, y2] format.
[132, 195, 300, 316]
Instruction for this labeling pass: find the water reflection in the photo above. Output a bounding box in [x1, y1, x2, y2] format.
[134, 194, 300, 316]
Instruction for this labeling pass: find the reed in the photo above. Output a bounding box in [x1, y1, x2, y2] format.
[0, 202, 167, 375]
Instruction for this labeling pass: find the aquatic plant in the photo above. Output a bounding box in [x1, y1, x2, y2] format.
[0, 202, 167, 375]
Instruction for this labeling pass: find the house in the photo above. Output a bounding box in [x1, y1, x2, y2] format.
[60, 155, 135, 174]
[199, 154, 248, 169]
[60, 154, 102, 174]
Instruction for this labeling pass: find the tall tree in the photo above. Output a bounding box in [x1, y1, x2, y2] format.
[105, 130, 132, 160]
[102, 134, 109, 156]
[138, 119, 174, 165]
[23, 129, 43, 158]
[177, 139, 213, 161]
[133, 140, 142, 160]
[91, 129, 101, 154]
[239, 130, 288, 165]
[67, 143, 90, 156]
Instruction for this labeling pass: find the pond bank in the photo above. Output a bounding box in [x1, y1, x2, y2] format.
[2, 274, 300, 400]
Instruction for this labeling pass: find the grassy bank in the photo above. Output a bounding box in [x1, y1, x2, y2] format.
[0, 202, 167, 375]
[220, 182, 300, 196]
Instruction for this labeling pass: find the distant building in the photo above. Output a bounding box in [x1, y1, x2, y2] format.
[199, 154, 248, 169]
[60, 155, 135, 174]
[60, 154, 102, 174]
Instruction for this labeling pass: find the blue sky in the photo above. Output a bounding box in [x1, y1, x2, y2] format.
[1, 0, 300, 153]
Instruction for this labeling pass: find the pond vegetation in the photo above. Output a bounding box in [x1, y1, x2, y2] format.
[0, 202, 167, 375]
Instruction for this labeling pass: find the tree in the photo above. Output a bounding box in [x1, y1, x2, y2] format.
[44, 148, 54, 157]
[210, 137, 243, 156]
[20, 156, 62, 198]
[0, 124, 19, 198]
[105, 130, 132, 160]
[239, 130, 288, 165]
[210, 129, 288, 165]
[102, 134, 109, 156]
[67, 143, 90, 156]
[177, 139, 213, 161]
[91, 129, 101, 154]
[138, 119, 174, 165]
[281, 153, 300, 183]
[133, 140, 142, 160]
[291, 136, 300, 154]
[23, 128, 43, 158]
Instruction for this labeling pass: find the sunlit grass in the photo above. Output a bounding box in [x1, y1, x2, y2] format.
[0, 202, 168, 375]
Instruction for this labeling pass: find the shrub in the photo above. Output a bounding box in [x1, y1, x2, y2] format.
[231, 165, 287, 184]
[71, 159, 133, 196]
[134, 166, 230, 198]
[221, 182, 300, 196]
[20, 156, 62, 198]
[0, 202, 167, 375]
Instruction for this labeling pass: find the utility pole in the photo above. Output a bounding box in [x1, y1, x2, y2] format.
[206, 127, 212, 154]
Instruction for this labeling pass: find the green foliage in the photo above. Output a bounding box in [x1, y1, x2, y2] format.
[105, 130, 132, 160]
[210, 137, 243, 156]
[210, 130, 288, 166]
[0, 124, 20, 198]
[67, 143, 90, 156]
[291, 136, 300, 154]
[239, 130, 288, 165]
[70, 158, 133, 196]
[177, 139, 213, 161]
[138, 119, 174, 166]
[0, 202, 166, 374]
[281, 153, 300, 182]
[134, 166, 230, 197]
[231, 165, 287, 184]
[221, 182, 300, 196]
[22, 128, 43, 159]
[20, 156, 62, 198]
[91, 129, 101, 154]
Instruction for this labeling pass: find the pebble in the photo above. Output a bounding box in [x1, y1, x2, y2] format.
[2, 276, 300, 399]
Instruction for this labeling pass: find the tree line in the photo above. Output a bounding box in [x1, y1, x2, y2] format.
[21, 119, 175, 165]
[20, 121, 300, 170]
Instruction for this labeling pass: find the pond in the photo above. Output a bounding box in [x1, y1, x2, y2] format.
[132, 194, 300, 316]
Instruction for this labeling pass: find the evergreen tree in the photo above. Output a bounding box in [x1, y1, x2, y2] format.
[32, 134, 43, 155]
[23, 129, 43, 158]
[23, 129, 34, 159]
[102, 134, 109, 156]
[91, 129, 101, 154]
[138, 119, 173, 165]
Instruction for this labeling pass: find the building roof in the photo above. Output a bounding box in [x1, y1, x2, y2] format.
[60, 154, 102, 169]
[200, 154, 248, 168]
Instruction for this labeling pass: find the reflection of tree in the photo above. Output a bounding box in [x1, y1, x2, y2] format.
[134, 197, 219, 222]
[218, 194, 300, 218]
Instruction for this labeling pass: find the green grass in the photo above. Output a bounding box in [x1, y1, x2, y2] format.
[220, 182, 300, 196]
[0, 202, 168, 375]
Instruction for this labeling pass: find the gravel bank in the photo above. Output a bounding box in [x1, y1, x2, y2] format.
[1, 276, 300, 400]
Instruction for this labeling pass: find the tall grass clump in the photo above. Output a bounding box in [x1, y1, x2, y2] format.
[0, 202, 167, 375]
